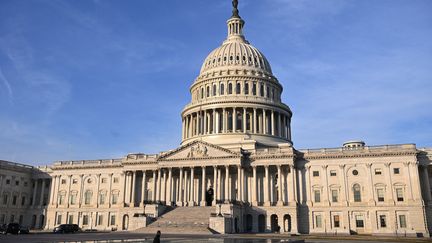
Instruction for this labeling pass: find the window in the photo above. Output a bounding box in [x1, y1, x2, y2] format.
[15, 180, 19, 186]
[12, 195, 17, 205]
[206, 86, 210, 97]
[98, 215, 103, 225]
[394, 168, 400, 174]
[110, 215, 116, 225]
[2, 194, 8, 205]
[61, 179, 66, 184]
[201, 87, 204, 99]
[355, 215, 364, 228]
[260, 84, 264, 97]
[99, 193, 106, 205]
[236, 83, 241, 94]
[399, 215, 407, 228]
[68, 215, 74, 224]
[334, 215, 340, 228]
[84, 191, 92, 205]
[70, 194, 77, 205]
[112, 194, 119, 204]
[352, 170, 359, 176]
[353, 184, 361, 202]
[313, 171, 319, 177]
[396, 188, 404, 202]
[59, 194, 65, 205]
[0, 214, 5, 224]
[101, 178, 107, 184]
[266, 86, 270, 98]
[228, 83, 233, 94]
[6, 179, 10, 184]
[331, 190, 338, 202]
[375, 169, 382, 175]
[244, 82, 249, 95]
[315, 215, 322, 228]
[330, 170, 337, 177]
[314, 190, 321, 203]
[252, 83, 256, 95]
[213, 84, 217, 96]
[57, 214, 62, 225]
[379, 215, 387, 228]
[19, 215, 23, 224]
[377, 188, 385, 202]
[21, 196, 26, 206]
[72, 179, 78, 184]
[83, 215, 89, 225]
[10, 215, 14, 223]
[113, 177, 119, 183]
[220, 83, 225, 95]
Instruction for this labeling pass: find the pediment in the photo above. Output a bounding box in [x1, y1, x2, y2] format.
[158, 140, 241, 161]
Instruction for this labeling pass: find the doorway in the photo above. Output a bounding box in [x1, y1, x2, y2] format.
[122, 214, 129, 230]
[271, 214, 279, 232]
[206, 188, 214, 206]
[283, 214, 291, 232]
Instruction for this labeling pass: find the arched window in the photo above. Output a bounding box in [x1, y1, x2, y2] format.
[220, 83, 225, 95]
[206, 86, 210, 97]
[228, 83, 233, 94]
[252, 82, 257, 95]
[353, 184, 361, 202]
[84, 190, 92, 205]
[244, 82, 249, 95]
[201, 87, 204, 99]
[236, 83, 241, 94]
[213, 84, 217, 96]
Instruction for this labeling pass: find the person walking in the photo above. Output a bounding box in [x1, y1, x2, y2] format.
[153, 230, 161, 243]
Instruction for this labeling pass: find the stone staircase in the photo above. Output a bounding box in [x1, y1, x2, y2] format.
[134, 206, 215, 234]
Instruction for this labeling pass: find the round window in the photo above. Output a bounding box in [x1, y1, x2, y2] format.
[352, 170, 359, 176]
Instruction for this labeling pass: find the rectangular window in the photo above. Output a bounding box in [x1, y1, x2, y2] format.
[330, 170, 337, 176]
[15, 180, 19, 186]
[68, 215, 74, 224]
[252, 83, 256, 95]
[61, 179, 66, 184]
[374, 169, 382, 175]
[99, 194, 106, 205]
[3, 194, 8, 205]
[102, 178, 107, 183]
[334, 215, 340, 228]
[57, 214, 62, 225]
[0, 214, 4, 224]
[83, 215, 89, 225]
[59, 195, 65, 205]
[6, 179, 10, 184]
[399, 215, 407, 228]
[110, 215, 116, 226]
[21, 196, 26, 206]
[70, 194, 77, 205]
[315, 215, 322, 228]
[314, 190, 321, 203]
[396, 188, 404, 202]
[244, 82, 249, 95]
[72, 179, 78, 184]
[98, 215, 103, 225]
[24, 181, 28, 186]
[331, 190, 338, 202]
[393, 168, 400, 174]
[12, 195, 17, 205]
[113, 177, 119, 183]
[355, 216, 364, 228]
[313, 171, 319, 177]
[9, 215, 14, 223]
[377, 189, 385, 202]
[380, 215, 387, 228]
[112, 194, 118, 204]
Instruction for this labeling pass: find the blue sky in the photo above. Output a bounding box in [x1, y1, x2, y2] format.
[0, 0, 431, 165]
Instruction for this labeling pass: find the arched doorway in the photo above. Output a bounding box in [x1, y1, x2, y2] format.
[245, 214, 253, 232]
[205, 188, 214, 206]
[271, 214, 279, 232]
[31, 215, 37, 228]
[283, 214, 291, 232]
[122, 215, 129, 230]
[39, 215, 45, 229]
[258, 214, 266, 232]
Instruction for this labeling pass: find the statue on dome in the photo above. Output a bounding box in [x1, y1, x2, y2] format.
[232, 0, 240, 17]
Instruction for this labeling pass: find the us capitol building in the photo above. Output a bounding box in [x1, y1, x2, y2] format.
[1, 1, 431, 237]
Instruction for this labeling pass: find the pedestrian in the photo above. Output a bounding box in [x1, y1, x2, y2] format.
[153, 230, 161, 243]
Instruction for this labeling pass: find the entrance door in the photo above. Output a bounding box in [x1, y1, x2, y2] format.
[271, 214, 279, 232]
[206, 188, 214, 206]
[258, 214, 266, 232]
[284, 214, 291, 232]
[122, 215, 129, 230]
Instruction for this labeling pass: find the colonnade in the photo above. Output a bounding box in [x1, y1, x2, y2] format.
[182, 108, 291, 141]
[122, 164, 297, 207]
[31, 178, 50, 207]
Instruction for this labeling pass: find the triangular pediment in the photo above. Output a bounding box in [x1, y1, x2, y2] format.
[158, 140, 241, 161]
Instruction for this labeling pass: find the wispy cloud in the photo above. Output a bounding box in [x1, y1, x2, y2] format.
[0, 68, 13, 104]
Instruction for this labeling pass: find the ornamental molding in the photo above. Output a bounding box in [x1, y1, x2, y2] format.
[299, 151, 417, 160]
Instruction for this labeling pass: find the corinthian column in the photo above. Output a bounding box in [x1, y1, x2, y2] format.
[201, 166, 207, 206]
[253, 108, 257, 134]
[224, 166, 230, 203]
[232, 107, 237, 132]
[271, 110, 275, 136]
[189, 167, 195, 206]
[243, 108, 247, 133]
[177, 168, 184, 206]
[277, 165, 283, 206]
[252, 166, 258, 206]
[213, 166, 217, 206]
[264, 166, 270, 206]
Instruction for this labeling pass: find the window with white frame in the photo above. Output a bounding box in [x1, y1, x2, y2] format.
[315, 214, 322, 228]
[396, 188, 404, 202]
[314, 190, 321, 203]
[399, 215, 407, 228]
[331, 190, 338, 202]
[353, 184, 361, 202]
[377, 188, 385, 202]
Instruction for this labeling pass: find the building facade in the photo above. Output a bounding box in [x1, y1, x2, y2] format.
[1, 2, 431, 237]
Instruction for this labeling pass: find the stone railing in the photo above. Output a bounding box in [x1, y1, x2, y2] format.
[54, 159, 123, 167]
[299, 144, 416, 155]
[0, 160, 34, 169]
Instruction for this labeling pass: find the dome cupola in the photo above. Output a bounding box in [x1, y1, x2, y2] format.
[181, 0, 293, 149]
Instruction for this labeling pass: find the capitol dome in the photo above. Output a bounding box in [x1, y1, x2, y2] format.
[181, 5, 293, 149]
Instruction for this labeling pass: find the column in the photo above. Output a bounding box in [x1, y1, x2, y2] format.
[422, 165, 432, 202]
[203, 110, 207, 134]
[271, 110, 275, 136]
[243, 108, 247, 133]
[108, 173, 113, 207]
[162, 169, 167, 204]
[39, 179, 46, 206]
[79, 174, 84, 206]
[157, 169, 162, 202]
[213, 109, 217, 134]
[66, 175, 72, 207]
[49, 176, 57, 205]
[217, 168, 222, 201]
[152, 170, 157, 202]
[264, 166, 270, 206]
[189, 167, 195, 206]
[32, 179, 38, 207]
[215, 110, 220, 134]
[184, 169, 188, 205]
[223, 108, 227, 133]
[177, 168, 184, 206]
[213, 166, 217, 205]
[277, 165, 283, 205]
[224, 166, 230, 202]
[384, 163, 394, 203]
[167, 168, 172, 205]
[182, 118, 185, 140]
[240, 167, 245, 202]
[305, 166, 312, 205]
[96, 174, 101, 207]
[232, 107, 237, 132]
[201, 166, 207, 206]
[252, 166, 258, 206]
[141, 171, 146, 206]
[263, 109, 267, 134]
[366, 163, 375, 204]
[278, 112, 282, 137]
[281, 167, 287, 204]
[124, 172, 130, 204]
[253, 108, 257, 133]
[131, 171, 136, 205]
[237, 166, 241, 201]
[322, 165, 329, 204]
[339, 165, 347, 205]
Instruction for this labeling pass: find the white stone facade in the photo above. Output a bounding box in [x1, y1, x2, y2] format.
[1, 2, 431, 238]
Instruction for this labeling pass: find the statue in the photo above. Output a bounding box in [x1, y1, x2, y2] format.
[232, 0, 240, 17]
